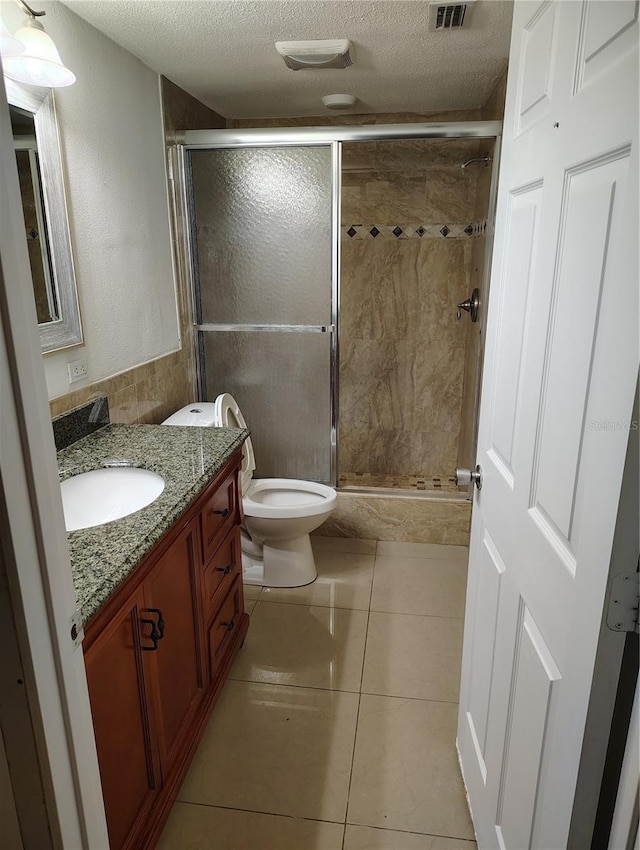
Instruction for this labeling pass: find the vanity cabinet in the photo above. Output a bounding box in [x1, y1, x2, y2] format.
[84, 586, 160, 850]
[83, 451, 248, 850]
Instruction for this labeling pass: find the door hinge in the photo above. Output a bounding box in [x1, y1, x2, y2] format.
[606, 573, 639, 634]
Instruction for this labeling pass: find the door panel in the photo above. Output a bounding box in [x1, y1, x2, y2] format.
[516, 1, 560, 134]
[531, 153, 630, 546]
[144, 520, 205, 773]
[575, 0, 639, 91]
[458, 2, 638, 847]
[465, 531, 506, 777]
[495, 607, 561, 850]
[84, 587, 158, 850]
[489, 185, 541, 481]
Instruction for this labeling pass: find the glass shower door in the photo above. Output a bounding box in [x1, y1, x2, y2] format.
[187, 145, 336, 483]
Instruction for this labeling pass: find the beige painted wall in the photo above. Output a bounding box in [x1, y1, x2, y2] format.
[0, 0, 183, 401]
[49, 75, 225, 424]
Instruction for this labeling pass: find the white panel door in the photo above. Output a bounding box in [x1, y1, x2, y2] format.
[457, 2, 638, 848]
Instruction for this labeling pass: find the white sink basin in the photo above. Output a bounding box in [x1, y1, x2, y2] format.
[61, 467, 165, 532]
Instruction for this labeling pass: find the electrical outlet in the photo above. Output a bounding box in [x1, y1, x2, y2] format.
[67, 358, 88, 384]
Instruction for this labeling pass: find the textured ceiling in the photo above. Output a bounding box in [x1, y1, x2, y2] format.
[61, 0, 513, 119]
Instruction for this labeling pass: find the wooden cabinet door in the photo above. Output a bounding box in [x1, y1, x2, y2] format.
[143, 518, 206, 774]
[84, 586, 159, 850]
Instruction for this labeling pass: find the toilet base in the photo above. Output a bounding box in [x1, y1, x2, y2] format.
[241, 533, 318, 588]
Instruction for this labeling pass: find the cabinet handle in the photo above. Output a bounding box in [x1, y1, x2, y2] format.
[147, 608, 165, 640]
[140, 618, 159, 651]
[221, 619, 235, 632]
[215, 565, 232, 575]
[212, 508, 230, 518]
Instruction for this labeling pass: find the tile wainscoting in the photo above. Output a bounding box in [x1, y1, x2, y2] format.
[49, 347, 195, 425]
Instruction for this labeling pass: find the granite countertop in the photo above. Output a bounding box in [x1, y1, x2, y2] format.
[58, 423, 248, 626]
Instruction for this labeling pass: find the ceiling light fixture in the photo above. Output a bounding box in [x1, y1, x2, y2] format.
[275, 39, 353, 71]
[0, 16, 25, 57]
[3, 0, 75, 88]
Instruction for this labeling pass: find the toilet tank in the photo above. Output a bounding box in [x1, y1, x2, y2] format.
[162, 403, 217, 427]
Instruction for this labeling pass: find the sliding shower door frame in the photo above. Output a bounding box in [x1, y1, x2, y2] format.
[176, 121, 502, 492]
[178, 140, 340, 484]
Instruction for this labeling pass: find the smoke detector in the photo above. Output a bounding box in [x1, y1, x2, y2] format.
[428, 2, 476, 30]
[275, 39, 353, 71]
[322, 94, 358, 110]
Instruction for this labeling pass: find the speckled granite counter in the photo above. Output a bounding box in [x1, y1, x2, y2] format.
[58, 424, 247, 626]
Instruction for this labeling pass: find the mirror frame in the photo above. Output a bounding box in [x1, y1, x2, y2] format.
[7, 78, 83, 353]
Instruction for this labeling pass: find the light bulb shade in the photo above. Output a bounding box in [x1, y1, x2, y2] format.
[3, 18, 75, 87]
[0, 18, 25, 58]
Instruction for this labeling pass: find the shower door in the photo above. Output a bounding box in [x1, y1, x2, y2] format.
[186, 144, 337, 484]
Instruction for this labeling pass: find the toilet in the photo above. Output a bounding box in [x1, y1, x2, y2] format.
[162, 396, 337, 588]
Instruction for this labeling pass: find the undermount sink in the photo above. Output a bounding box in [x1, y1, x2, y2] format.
[61, 466, 165, 532]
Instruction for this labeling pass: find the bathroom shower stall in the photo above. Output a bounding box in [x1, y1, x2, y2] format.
[177, 122, 500, 541]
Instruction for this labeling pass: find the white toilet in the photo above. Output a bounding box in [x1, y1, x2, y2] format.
[162, 396, 337, 588]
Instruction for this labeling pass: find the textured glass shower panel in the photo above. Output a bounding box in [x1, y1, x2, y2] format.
[202, 331, 331, 482]
[190, 146, 332, 325]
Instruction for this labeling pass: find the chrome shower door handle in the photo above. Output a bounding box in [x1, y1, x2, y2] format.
[455, 465, 483, 491]
[456, 288, 480, 322]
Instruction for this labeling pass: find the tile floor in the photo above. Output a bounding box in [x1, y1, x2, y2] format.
[158, 537, 475, 850]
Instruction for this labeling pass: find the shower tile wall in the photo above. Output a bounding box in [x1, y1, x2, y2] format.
[340, 139, 487, 481]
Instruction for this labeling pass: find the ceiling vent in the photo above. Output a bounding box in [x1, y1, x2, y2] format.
[428, 2, 475, 30]
[275, 39, 353, 70]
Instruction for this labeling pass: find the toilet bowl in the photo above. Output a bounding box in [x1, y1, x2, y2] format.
[162, 397, 337, 588]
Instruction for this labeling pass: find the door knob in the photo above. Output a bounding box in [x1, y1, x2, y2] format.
[456, 288, 480, 322]
[455, 465, 483, 490]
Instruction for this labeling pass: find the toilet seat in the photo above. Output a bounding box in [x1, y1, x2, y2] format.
[213, 393, 256, 496]
[244, 478, 337, 519]
[213, 393, 336, 519]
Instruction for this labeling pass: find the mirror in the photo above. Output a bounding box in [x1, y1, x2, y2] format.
[7, 78, 82, 352]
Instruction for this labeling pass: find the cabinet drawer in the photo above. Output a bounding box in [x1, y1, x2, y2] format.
[201, 469, 238, 563]
[203, 527, 241, 622]
[209, 578, 243, 677]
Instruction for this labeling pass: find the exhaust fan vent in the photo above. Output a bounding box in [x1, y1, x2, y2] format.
[275, 39, 353, 71]
[428, 2, 475, 30]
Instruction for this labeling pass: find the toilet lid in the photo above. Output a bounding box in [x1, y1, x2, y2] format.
[213, 393, 255, 495]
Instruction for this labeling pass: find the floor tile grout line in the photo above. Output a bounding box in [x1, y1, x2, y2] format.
[226, 676, 363, 695]
[343, 691, 362, 832]
[246, 595, 372, 613]
[368, 609, 466, 621]
[341, 552, 375, 836]
[360, 691, 460, 705]
[311, 546, 378, 557]
[174, 798, 347, 826]
[344, 820, 477, 843]
[226, 675, 461, 706]
[246, 592, 465, 619]
[172, 800, 475, 845]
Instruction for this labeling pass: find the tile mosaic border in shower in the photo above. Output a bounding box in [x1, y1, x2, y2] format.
[339, 472, 461, 493]
[342, 220, 487, 240]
